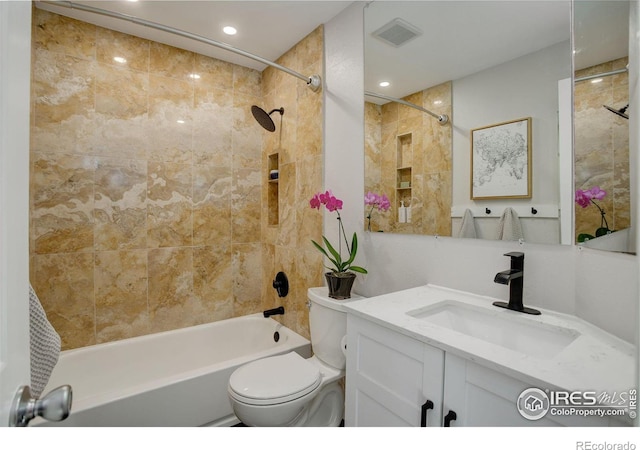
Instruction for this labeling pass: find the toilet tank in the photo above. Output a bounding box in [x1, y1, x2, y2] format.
[308, 287, 364, 370]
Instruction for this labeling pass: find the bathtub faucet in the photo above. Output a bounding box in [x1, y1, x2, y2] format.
[263, 306, 285, 318]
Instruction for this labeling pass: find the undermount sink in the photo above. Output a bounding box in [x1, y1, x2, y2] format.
[407, 301, 581, 359]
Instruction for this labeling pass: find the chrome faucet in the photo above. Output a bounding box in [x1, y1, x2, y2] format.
[493, 252, 541, 315]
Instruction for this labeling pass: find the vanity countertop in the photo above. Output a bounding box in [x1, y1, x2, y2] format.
[344, 284, 635, 398]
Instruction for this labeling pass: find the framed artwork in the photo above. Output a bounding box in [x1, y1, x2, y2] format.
[470, 117, 532, 200]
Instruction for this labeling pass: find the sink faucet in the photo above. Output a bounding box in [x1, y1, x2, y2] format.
[493, 252, 541, 315]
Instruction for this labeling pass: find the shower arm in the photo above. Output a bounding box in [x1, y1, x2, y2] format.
[365, 91, 449, 125]
[41, 1, 322, 91]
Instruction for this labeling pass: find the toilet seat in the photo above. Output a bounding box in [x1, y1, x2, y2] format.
[228, 352, 322, 406]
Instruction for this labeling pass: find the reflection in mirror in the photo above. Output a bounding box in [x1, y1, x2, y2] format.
[573, 0, 634, 254]
[364, 1, 571, 245]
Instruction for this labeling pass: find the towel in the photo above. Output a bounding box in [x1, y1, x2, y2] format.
[29, 284, 61, 398]
[456, 208, 477, 238]
[496, 207, 524, 241]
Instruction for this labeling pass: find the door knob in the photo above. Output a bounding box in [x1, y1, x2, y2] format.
[9, 384, 72, 427]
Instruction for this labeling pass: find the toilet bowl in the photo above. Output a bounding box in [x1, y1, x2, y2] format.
[228, 352, 344, 427]
[227, 287, 362, 427]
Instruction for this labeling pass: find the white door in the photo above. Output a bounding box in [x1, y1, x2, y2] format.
[0, 1, 33, 427]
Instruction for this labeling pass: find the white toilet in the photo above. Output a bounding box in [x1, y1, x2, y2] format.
[227, 287, 361, 426]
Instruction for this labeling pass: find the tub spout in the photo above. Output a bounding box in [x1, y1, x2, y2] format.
[263, 306, 285, 318]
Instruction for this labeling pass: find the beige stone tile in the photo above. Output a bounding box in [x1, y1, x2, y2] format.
[149, 42, 194, 80]
[32, 252, 95, 350]
[231, 168, 261, 244]
[193, 165, 232, 246]
[90, 113, 149, 160]
[192, 89, 233, 167]
[296, 86, 323, 159]
[32, 49, 95, 126]
[233, 65, 262, 97]
[297, 26, 323, 74]
[232, 243, 262, 316]
[148, 247, 194, 333]
[94, 157, 147, 251]
[276, 162, 297, 247]
[96, 28, 150, 73]
[147, 162, 193, 248]
[31, 153, 95, 254]
[148, 74, 194, 163]
[232, 93, 263, 169]
[193, 245, 234, 321]
[34, 9, 96, 60]
[95, 250, 150, 343]
[95, 63, 149, 119]
[194, 54, 234, 91]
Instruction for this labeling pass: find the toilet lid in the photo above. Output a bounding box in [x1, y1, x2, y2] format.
[229, 352, 321, 405]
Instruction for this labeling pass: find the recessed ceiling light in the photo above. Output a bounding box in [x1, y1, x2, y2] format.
[113, 56, 127, 64]
[379, 81, 390, 87]
[591, 78, 603, 84]
[223, 26, 237, 36]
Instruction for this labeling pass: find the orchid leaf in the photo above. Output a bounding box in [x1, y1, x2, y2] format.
[322, 236, 344, 267]
[349, 266, 368, 274]
[311, 239, 341, 270]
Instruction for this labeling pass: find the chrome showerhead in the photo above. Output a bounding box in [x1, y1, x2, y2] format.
[603, 104, 629, 120]
[251, 105, 284, 132]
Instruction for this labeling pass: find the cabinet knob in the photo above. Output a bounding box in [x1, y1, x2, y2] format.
[443, 410, 457, 427]
[420, 400, 434, 427]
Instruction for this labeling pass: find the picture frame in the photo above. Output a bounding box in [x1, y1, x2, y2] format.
[470, 117, 532, 200]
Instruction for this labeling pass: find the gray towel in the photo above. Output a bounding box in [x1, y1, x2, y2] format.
[29, 285, 61, 398]
[456, 208, 477, 238]
[496, 207, 524, 241]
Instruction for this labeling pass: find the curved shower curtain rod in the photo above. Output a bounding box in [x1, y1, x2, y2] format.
[364, 91, 449, 125]
[41, 1, 322, 91]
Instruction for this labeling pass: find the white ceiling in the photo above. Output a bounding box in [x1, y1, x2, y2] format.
[35, 1, 352, 72]
[36, 1, 630, 105]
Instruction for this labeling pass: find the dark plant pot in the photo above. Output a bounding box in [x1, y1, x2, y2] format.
[325, 272, 356, 300]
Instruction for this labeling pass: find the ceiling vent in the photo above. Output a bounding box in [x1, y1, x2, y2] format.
[372, 18, 422, 48]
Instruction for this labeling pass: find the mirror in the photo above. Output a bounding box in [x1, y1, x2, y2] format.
[364, 1, 572, 244]
[573, 0, 633, 254]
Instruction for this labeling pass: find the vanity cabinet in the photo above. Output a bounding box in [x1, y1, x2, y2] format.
[345, 315, 626, 427]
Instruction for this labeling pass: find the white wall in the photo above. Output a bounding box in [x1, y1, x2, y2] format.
[324, 3, 638, 344]
[451, 41, 571, 244]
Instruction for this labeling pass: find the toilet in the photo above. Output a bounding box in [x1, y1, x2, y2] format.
[227, 287, 362, 426]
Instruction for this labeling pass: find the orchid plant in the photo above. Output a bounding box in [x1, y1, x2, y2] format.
[310, 190, 367, 275]
[575, 186, 613, 242]
[364, 191, 391, 231]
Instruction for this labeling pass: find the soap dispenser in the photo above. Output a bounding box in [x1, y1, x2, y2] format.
[398, 201, 406, 223]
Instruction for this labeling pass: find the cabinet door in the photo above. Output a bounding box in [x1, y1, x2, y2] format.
[442, 353, 622, 427]
[345, 316, 444, 426]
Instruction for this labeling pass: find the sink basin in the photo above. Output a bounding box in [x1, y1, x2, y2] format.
[407, 301, 580, 359]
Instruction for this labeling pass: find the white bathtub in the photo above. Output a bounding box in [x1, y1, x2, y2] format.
[35, 314, 311, 427]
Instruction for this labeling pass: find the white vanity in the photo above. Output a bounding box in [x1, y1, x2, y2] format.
[343, 285, 635, 427]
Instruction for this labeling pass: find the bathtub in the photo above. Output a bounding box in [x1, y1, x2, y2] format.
[34, 314, 311, 427]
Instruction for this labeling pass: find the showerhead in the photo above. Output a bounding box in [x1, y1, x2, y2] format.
[603, 104, 629, 120]
[251, 105, 284, 132]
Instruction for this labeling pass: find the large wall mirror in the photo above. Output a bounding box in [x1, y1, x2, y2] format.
[573, 0, 633, 254]
[364, 1, 633, 254]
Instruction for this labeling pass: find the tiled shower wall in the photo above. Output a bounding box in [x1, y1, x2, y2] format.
[364, 82, 453, 235]
[574, 57, 630, 240]
[260, 27, 324, 340]
[29, 9, 277, 350]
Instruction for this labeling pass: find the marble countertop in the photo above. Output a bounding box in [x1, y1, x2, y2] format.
[344, 284, 636, 397]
